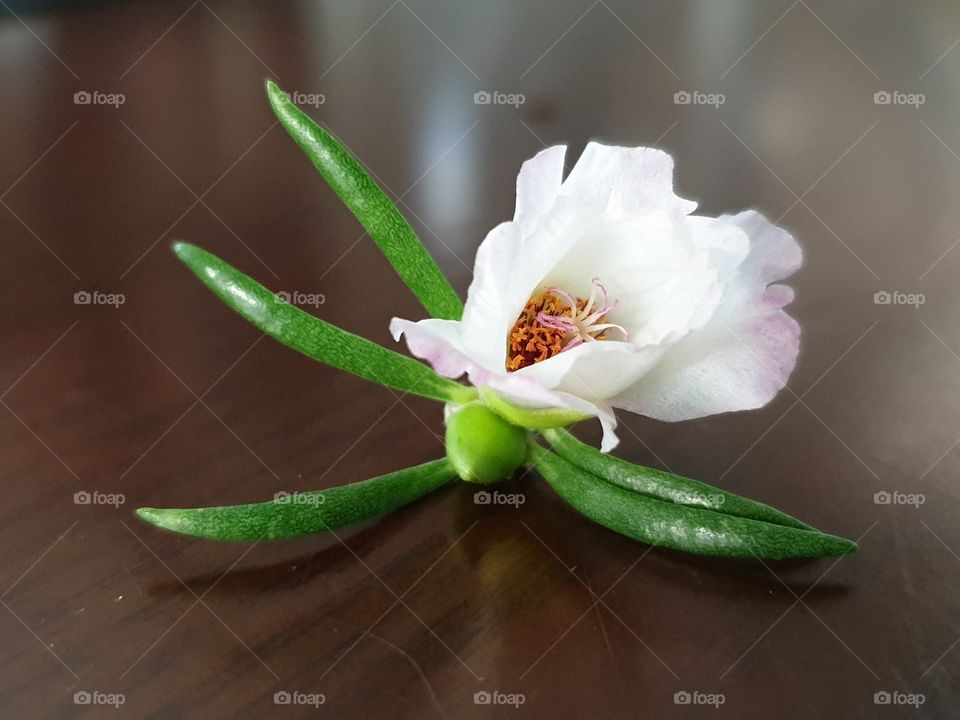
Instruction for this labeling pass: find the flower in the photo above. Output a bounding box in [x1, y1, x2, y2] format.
[391, 143, 801, 451]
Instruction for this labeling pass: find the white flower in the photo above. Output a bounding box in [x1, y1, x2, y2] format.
[391, 143, 801, 451]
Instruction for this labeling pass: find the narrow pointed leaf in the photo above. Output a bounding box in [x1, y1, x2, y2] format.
[173, 243, 476, 404]
[266, 80, 463, 321]
[531, 447, 856, 559]
[137, 458, 456, 541]
[543, 428, 813, 530]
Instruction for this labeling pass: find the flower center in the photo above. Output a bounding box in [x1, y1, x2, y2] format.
[506, 278, 628, 371]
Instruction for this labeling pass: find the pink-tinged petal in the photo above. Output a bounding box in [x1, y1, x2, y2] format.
[515, 145, 567, 226]
[390, 315, 573, 401]
[764, 284, 795, 309]
[613, 310, 800, 421]
[389, 318, 477, 380]
[613, 211, 801, 421]
[560, 142, 697, 217]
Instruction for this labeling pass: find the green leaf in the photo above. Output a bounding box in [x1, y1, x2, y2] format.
[137, 458, 456, 541]
[531, 446, 856, 559]
[173, 242, 476, 404]
[542, 428, 814, 530]
[266, 80, 463, 321]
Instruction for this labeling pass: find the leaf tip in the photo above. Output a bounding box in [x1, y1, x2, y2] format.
[136, 506, 163, 525]
[136, 507, 186, 534]
[265, 79, 290, 110]
[820, 534, 858, 558]
[171, 243, 212, 276]
[171, 241, 193, 259]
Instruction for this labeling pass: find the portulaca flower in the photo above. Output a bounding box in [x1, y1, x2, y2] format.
[391, 143, 801, 451]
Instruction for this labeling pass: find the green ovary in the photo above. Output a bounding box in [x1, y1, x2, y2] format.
[445, 403, 529, 484]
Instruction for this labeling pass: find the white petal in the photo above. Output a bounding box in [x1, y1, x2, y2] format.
[455, 146, 710, 383]
[517, 340, 666, 402]
[685, 215, 752, 285]
[457, 221, 527, 372]
[596, 411, 620, 452]
[515, 145, 567, 225]
[543, 211, 738, 347]
[560, 142, 697, 216]
[613, 212, 801, 420]
[459, 204, 585, 371]
[680, 216, 752, 331]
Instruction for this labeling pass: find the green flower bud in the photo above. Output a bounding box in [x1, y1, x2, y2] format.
[445, 403, 528, 484]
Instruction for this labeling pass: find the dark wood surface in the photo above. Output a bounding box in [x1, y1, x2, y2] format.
[2, 1, 960, 717]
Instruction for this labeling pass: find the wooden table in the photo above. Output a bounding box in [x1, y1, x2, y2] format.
[1, 1, 957, 717]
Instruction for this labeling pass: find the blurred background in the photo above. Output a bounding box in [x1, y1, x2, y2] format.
[2, 1, 960, 717]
